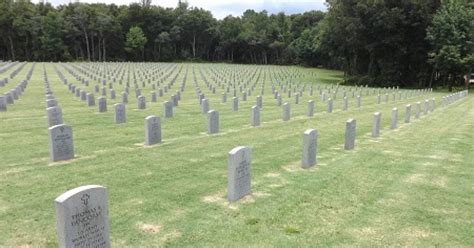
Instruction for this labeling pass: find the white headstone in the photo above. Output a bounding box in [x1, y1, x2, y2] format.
[55, 185, 110, 248]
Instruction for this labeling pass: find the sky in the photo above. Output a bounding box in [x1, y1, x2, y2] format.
[36, 0, 327, 19]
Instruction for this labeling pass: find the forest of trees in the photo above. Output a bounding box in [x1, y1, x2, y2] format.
[0, 0, 472, 89]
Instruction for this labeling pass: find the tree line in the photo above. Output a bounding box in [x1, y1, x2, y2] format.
[0, 0, 472, 89]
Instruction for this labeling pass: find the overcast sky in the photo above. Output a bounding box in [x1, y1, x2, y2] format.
[35, 0, 327, 19]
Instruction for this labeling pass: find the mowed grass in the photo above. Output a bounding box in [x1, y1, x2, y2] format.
[0, 63, 472, 247]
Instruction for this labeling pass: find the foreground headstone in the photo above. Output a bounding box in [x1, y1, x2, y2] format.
[114, 103, 126, 124]
[372, 112, 381, 138]
[49, 124, 74, 162]
[207, 110, 219, 134]
[55, 185, 110, 248]
[251, 105, 260, 127]
[144, 115, 161, 145]
[228, 146, 251, 202]
[391, 108, 398, 129]
[47, 106, 64, 127]
[344, 119, 356, 150]
[302, 129, 317, 169]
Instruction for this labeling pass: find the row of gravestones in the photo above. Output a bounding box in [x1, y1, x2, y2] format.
[57, 62, 431, 117]
[0, 63, 35, 112]
[56, 64, 192, 133]
[0, 61, 19, 74]
[52, 64, 183, 116]
[50, 92, 454, 247]
[48, 87, 464, 164]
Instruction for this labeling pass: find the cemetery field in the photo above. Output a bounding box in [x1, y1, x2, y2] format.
[0, 62, 473, 247]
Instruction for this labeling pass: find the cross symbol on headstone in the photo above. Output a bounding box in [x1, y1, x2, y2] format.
[81, 194, 90, 206]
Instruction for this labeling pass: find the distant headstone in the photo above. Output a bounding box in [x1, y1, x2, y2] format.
[232, 97, 238, 111]
[121, 92, 128, 104]
[256, 95, 263, 108]
[201, 99, 210, 114]
[163, 101, 173, 118]
[0, 96, 6, 111]
[391, 108, 398, 129]
[87, 93, 95, 106]
[114, 103, 126, 124]
[151, 91, 157, 102]
[356, 95, 361, 108]
[80, 90, 87, 101]
[415, 101, 421, 119]
[343, 96, 348, 111]
[372, 112, 381, 138]
[251, 105, 260, 127]
[302, 129, 317, 169]
[207, 110, 219, 134]
[282, 102, 290, 121]
[424, 100, 429, 115]
[344, 119, 356, 150]
[46, 99, 58, 108]
[222, 92, 227, 103]
[404, 104, 411, 123]
[327, 98, 333, 113]
[47, 106, 63, 127]
[144, 115, 161, 145]
[307, 100, 314, 117]
[54, 185, 110, 248]
[137, 96, 146, 109]
[4, 91, 14, 104]
[227, 146, 252, 202]
[98, 97, 107, 112]
[110, 89, 116, 100]
[48, 124, 74, 162]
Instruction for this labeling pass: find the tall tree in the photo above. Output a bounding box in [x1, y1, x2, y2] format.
[125, 26, 147, 60]
[427, 0, 474, 90]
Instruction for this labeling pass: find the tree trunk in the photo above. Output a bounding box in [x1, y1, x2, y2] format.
[192, 33, 196, 58]
[428, 68, 434, 89]
[83, 27, 91, 61]
[465, 69, 471, 89]
[158, 43, 161, 61]
[103, 38, 106, 61]
[8, 35, 15, 60]
[98, 37, 102, 62]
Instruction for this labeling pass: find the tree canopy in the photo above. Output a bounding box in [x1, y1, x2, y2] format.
[0, 0, 472, 89]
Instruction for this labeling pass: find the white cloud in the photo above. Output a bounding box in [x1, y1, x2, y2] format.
[38, 0, 327, 19]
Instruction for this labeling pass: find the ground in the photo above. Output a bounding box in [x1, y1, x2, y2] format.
[0, 63, 472, 247]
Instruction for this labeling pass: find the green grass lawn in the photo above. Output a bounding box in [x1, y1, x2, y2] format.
[0, 63, 472, 247]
